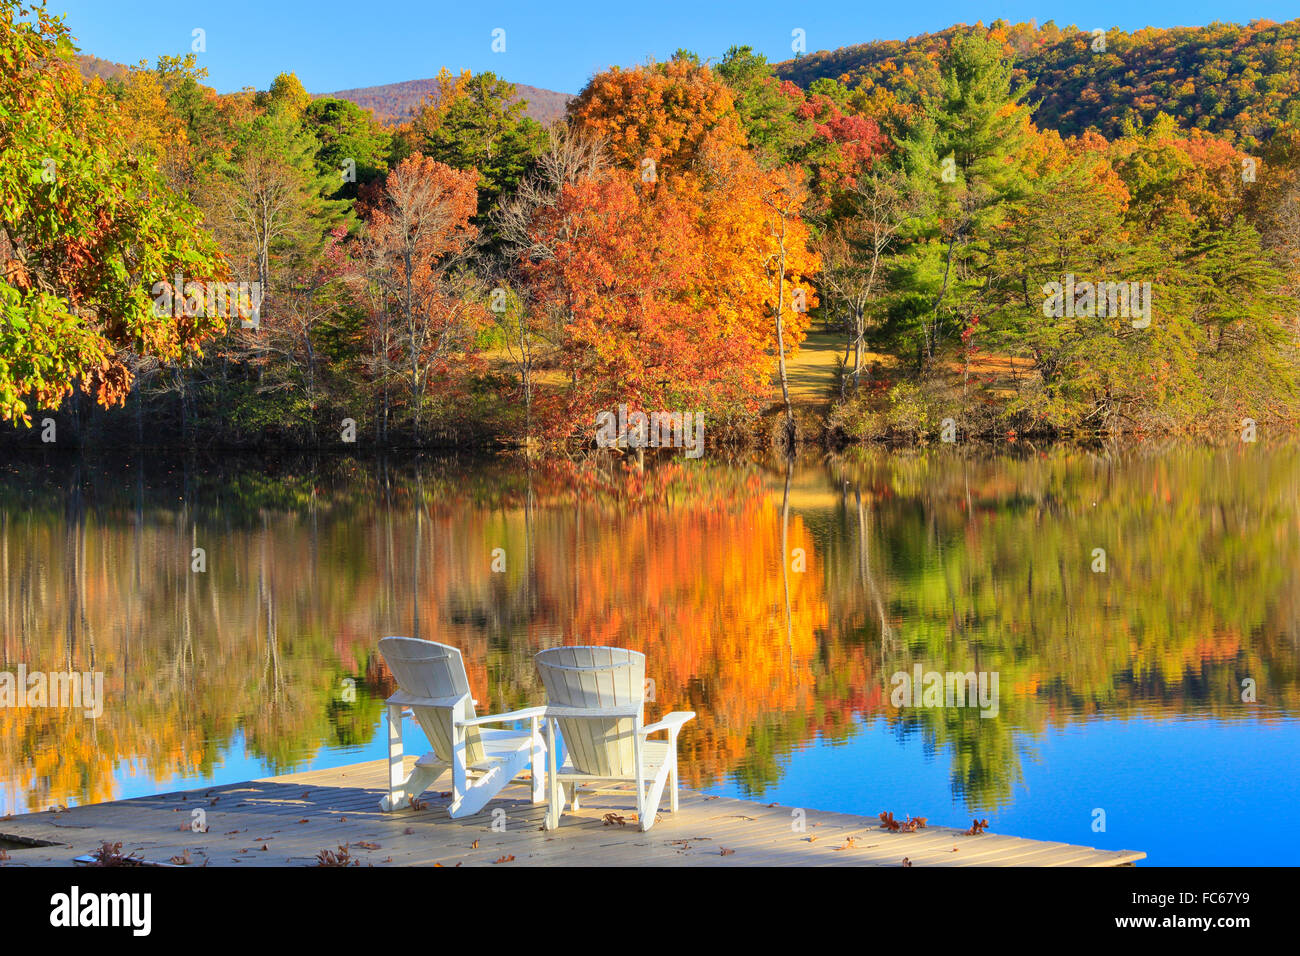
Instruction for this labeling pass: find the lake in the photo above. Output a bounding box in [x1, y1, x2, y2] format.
[1, 444, 1297, 865]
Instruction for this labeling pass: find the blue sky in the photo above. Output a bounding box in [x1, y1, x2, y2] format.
[53, 1, 1299, 95]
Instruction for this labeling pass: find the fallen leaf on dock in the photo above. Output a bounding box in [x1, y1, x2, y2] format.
[879, 811, 927, 832]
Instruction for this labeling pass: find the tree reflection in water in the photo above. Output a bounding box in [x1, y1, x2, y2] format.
[1, 443, 1296, 815]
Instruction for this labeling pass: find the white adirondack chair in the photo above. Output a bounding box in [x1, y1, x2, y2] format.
[377, 636, 546, 818]
[535, 646, 695, 832]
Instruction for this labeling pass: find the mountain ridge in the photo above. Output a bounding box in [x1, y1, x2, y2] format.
[321, 77, 572, 125]
[72, 55, 572, 127]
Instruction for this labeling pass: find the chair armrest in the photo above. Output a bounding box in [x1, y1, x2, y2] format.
[386, 691, 469, 709]
[641, 711, 695, 736]
[455, 706, 548, 728]
[544, 705, 643, 720]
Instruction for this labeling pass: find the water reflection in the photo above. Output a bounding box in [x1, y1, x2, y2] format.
[1, 445, 1296, 834]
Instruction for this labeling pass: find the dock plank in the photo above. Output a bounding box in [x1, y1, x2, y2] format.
[0, 759, 1145, 867]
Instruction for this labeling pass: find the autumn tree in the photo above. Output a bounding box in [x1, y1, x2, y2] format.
[516, 132, 819, 449]
[818, 166, 921, 387]
[410, 71, 546, 230]
[717, 46, 810, 167]
[492, 125, 609, 444]
[0, 4, 226, 425]
[755, 166, 820, 447]
[208, 106, 341, 300]
[263, 72, 311, 118]
[570, 55, 748, 175]
[1253, 126, 1300, 299]
[353, 156, 483, 440]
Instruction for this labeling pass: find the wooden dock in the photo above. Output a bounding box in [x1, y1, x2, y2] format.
[0, 759, 1145, 867]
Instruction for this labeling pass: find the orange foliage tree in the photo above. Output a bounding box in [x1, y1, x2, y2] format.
[518, 58, 820, 446]
[569, 56, 748, 174]
[520, 170, 776, 441]
[351, 156, 484, 440]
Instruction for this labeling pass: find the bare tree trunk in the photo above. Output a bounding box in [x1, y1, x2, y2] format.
[773, 218, 795, 453]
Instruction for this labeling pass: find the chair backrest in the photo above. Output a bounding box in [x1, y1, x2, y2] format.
[535, 646, 645, 778]
[378, 637, 485, 766]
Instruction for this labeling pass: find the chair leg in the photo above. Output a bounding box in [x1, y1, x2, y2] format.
[382, 704, 411, 811]
[640, 762, 672, 832]
[544, 719, 562, 830]
[529, 716, 545, 805]
[669, 747, 679, 814]
[382, 762, 442, 812]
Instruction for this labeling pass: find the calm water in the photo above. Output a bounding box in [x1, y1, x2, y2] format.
[1, 445, 1297, 865]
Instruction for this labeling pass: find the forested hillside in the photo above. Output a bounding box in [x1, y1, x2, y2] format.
[776, 19, 1300, 148]
[324, 77, 571, 125]
[5, 4, 1298, 453]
